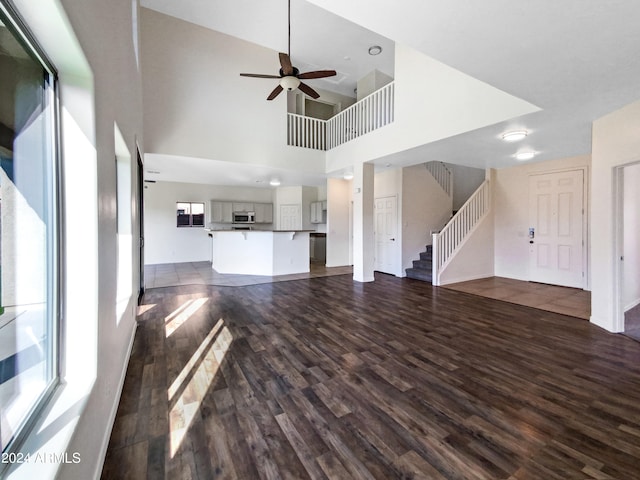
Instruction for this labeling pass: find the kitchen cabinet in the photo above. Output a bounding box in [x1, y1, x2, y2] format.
[232, 202, 254, 212]
[210, 201, 233, 223]
[310, 201, 326, 224]
[254, 203, 273, 224]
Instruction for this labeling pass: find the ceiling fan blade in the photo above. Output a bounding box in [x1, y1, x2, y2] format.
[298, 70, 337, 80]
[267, 84, 284, 100]
[298, 82, 320, 99]
[240, 73, 281, 79]
[279, 52, 294, 76]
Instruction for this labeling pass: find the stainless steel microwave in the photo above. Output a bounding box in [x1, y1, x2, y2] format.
[233, 211, 255, 224]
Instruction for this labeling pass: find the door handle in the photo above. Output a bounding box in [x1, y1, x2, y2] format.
[390, 238, 395, 241]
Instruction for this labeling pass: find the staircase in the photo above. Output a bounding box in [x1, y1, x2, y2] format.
[405, 245, 433, 283]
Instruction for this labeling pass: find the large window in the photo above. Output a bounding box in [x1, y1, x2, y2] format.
[0, 2, 59, 453]
[176, 202, 204, 227]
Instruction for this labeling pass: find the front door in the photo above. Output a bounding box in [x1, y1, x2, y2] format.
[374, 196, 397, 274]
[529, 170, 584, 288]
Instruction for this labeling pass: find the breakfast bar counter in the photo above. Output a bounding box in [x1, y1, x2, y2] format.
[207, 229, 313, 276]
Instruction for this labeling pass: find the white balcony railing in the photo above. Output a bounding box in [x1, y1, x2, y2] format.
[286, 81, 395, 151]
[432, 180, 491, 286]
[287, 113, 326, 150]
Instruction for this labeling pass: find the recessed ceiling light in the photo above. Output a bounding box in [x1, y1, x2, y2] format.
[368, 45, 382, 56]
[502, 130, 528, 142]
[269, 178, 281, 186]
[343, 172, 354, 180]
[515, 151, 536, 161]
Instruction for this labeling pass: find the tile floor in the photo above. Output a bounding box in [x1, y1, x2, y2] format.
[442, 276, 591, 320]
[144, 261, 353, 288]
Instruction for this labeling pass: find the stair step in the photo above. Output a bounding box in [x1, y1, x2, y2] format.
[405, 268, 433, 282]
[419, 251, 433, 261]
[412, 260, 432, 269]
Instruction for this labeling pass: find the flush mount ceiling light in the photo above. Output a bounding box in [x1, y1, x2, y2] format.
[343, 172, 354, 180]
[269, 178, 281, 186]
[515, 151, 536, 161]
[502, 130, 528, 142]
[368, 45, 382, 56]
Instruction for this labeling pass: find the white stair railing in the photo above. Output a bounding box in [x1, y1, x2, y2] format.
[286, 81, 395, 151]
[425, 161, 452, 197]
[431, 180, 491, 286]
[287, 113, 326, 150]
[327, 81, 394, 149]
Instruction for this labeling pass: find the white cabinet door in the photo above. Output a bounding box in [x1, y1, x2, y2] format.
[254, 203, 273, 224]
[210, 201, 234, 223]
[233, 202, 254, 212]
[221, 202, 233, 223]
[210, 201, 222, 223]
[310, 202, 325, 223]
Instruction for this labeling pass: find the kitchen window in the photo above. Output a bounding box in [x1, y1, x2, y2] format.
[0, 1, 60, 454]
[177, 202, 204, 227]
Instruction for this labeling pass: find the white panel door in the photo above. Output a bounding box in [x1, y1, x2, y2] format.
[529, 170, 584, 288]
[279, 204, 302, 230]
[374, 196, 397, 274]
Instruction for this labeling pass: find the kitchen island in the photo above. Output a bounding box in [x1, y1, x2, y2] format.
[208, 230, 313, 276]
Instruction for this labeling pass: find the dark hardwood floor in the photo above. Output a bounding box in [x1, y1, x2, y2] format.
[102, 273, 640, 479]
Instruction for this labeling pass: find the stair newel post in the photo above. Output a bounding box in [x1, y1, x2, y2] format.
[431, 233, 439, 286]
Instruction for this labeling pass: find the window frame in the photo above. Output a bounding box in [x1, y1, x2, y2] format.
[0, 0, 63, 459]
[176, 201, 205, 228]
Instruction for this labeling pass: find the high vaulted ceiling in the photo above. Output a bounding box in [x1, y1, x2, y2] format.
[141, 0, 640, 185]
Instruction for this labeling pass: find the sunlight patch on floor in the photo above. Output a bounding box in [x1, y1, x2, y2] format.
[164, 297, 209, 337]
[168, 318, 232, 457]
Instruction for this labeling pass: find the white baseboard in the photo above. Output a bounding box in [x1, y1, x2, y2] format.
[93, 319, 138, 479]
[624, 297, 640, 313]
[590, 315, 621, 333]
[438, 273, 494, 286]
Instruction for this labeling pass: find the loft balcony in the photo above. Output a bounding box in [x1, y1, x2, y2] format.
[287, 81, 395, 151]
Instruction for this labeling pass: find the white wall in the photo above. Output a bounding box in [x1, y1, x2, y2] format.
[140, 8, 325, 175]
[326, 178, 352, 267]
[325, 42, 540, 174]
[494, 155, 590, 282]
[623, 162, 640, 311]
[401, 164, 452, 273]
[592, 99, 640, 332]
[145, 181, 275, 264]
[10, 0, 143, 479]
[439, 211, 495, 285]
[449, 163, 486, 210]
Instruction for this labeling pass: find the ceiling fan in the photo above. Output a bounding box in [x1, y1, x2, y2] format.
[239, 0, 337, 101]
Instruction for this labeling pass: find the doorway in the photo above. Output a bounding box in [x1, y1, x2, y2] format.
[615, 162, 640, 338]
[528, 170, 585, 288]
[374, 195, 397, 274]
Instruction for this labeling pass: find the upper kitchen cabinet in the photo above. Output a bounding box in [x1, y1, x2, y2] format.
[233, 202, 254, 212]
[310, 201, 327, 224]
[209, 201, 233, 223]
[254, 203, 273, 224]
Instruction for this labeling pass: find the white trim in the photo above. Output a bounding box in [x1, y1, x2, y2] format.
[94, 318, 138, 480]
[438, 273, 494, 286]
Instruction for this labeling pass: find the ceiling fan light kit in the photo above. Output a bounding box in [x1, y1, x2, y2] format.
[239, 0, 337, 100]
[280, 76, 301, 91]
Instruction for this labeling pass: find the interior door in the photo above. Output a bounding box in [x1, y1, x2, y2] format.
[279, 204, 302, 230]
[529, 170, 584, 288]
[374, 196, 397, 274]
